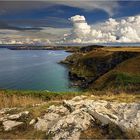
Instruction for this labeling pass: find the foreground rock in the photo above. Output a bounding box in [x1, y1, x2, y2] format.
[33, 96, 140, 139]
[0, 96, 139, 139]
[8, 111, 29, 120]
[0, 109, 30, 131]
[3, 120, 23, 131]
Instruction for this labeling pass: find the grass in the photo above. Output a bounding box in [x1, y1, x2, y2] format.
[0, 90, 81, 109]
[80, 122, 128, 139]
[0, 89, 139, 109]
[102, 47, 140, 52]
[115, 73, 140, 85]
[92, 55, 140, 91]
[86, 90, 140, 103]
[0, 91, 43, 109]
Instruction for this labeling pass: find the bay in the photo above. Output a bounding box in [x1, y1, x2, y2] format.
[0, 48, 79, 92]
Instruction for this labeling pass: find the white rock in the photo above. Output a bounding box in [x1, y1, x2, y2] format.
[34, 113, 60, 131]
[48, 109, 94, 140]
[34, 118, 49, 131]
[8, 111, 29, 120]
[32, 97, 140, 139]
[0, 108, 17, 115]
[48, 105, 69, 115]
[0, 117, 7, 122]
[72, 96, 83, 101]
[29, 119, 36, 125]
[3, 120, 23, 131]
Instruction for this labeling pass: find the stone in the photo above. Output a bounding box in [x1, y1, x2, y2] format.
[72, 96, 83, 101]
[8, 111, 29, 120]
[34, 113, 60, 131]
[47, 109, 94, 140]
[0, 108, 17, 115]
[34, 118, 50, 131]
[63, 100, 75, 112]
[3, 120, 23, 131]
[47, 105, 69, 115]
[29, 119, 36, 125]
[32, 96, 140, 139]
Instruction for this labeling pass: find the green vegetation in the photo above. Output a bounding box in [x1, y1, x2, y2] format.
[92, 55, 140, 91]
[115, 73, 140, 85]
[1, 90, 81, 100]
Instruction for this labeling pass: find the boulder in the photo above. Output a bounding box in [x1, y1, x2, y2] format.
[8, 111, 29, 120]
[34, 112, 60, 131]
[47, 109, 94, 140]
[3, 120, 23, 131]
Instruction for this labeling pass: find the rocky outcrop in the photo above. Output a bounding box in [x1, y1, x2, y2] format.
[33, 96, 140, 139]
[0, 96, 139, 139]
[0, 108, 30, 131]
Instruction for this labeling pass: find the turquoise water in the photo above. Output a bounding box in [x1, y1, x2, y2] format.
[0, 48, 79, 92]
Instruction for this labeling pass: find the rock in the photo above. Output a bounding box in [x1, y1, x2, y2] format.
[0, 117, 7, 122]
[63, 100, 85, 112]
[47, 109, 94, 140]
[29, 119, 36, 125]
[34, 113, 60, 131]
[63, 100, 75, 112]
[34, 118, 50, 131]
[33, 96, 140, 139]
[87, 107, 118, 125]
[3, 120, 23, 131]
[47, 105, 69, 115]
[8, 111, 29, 120]
[72, 96, 82, 101]
[0, 108, 17, 115]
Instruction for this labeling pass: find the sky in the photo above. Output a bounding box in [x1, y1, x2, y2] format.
[0, 0, 140, 45]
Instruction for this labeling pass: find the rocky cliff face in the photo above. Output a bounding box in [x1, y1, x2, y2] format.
[0, 95, 139, 139]
[62, 47, 140, 90]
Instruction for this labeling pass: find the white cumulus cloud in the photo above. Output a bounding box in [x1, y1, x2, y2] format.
[63, 15, 140, 44]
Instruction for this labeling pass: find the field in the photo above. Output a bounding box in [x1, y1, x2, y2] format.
[102, 47, 140, 52]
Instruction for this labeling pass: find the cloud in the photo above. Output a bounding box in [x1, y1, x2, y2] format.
[52, 1, 119, 16]
[63, 15, 140, 44]
[0, 1, 119, 16]
[0, 27, 70, 45]
[0, 21, 41, 31]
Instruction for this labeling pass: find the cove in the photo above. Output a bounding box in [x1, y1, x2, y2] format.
[0, 48, 79, 92]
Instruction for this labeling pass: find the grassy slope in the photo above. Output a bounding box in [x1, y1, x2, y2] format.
[92, 55, 140, 91]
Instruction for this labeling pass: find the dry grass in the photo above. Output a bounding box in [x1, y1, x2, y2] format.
[85, 91, 140, 103]
[0, 89, 139, 110]
[0, 91, 43, 109]
[0, 127, 46, 139]
[102, 47, 140, 52]
[0, 90, 81, 109]
[80, 122, 128, 139]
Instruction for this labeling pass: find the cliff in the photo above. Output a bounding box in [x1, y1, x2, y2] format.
[62, 46, 140, 91]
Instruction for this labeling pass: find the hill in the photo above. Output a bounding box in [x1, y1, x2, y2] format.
[61, 46, 140, 92]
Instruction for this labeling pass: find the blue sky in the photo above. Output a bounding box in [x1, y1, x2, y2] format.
[0, 1, 140, 44]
